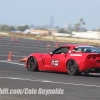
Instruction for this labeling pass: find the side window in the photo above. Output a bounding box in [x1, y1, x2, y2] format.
[53, 47, 70, 54]
[73, 47, 92, 53]
[73, 47, 83, 52]
[61, 47, 70, 53]
[73, 46, 100, 53]
[53, 48, 63, 54]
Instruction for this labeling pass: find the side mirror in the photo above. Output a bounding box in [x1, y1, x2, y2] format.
[49, 52, 53, 56]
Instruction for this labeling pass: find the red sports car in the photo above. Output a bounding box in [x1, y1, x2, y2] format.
[25, 44, 100, 75]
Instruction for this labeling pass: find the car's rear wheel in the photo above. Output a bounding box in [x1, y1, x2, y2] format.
[28, 56, 38, 71]
[67, 60, 81, 75]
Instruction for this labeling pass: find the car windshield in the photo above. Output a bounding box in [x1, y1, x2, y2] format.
[74, 46, 100, 53]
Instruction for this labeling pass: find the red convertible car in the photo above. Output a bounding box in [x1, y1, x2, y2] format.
[25, 44, 100, 75]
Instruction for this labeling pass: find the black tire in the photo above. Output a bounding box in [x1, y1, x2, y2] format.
[67, 60, 81, 75]
[27, 56, 38, 71]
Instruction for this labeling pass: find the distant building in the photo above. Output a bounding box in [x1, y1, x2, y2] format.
[29, 29, 57, 35]
[64, 23, 72, 31]
[50, 17, 54, 28]
[23, 29, 30, 34]
[64, 23, 70, 30]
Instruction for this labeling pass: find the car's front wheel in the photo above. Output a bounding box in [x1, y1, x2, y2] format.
[67, 60, 81, 75]
[27, 56, 38, 71]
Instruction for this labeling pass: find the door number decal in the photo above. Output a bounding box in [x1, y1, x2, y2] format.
[51, 60, 59, 66]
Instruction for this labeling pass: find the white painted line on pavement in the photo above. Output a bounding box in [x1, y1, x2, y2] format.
[0, 43, 12, 45]
[0, 96, 28, 100]
[0, 44, 53, 49]
[0, 44, 44, 49]
[0, 60, 100, 88]
[11, 55, 26, 57]
[0, 60, 24, 66]
[0, 55, 26, 57]
[0, 76, 99, 88]
[0, 51, 19, 53]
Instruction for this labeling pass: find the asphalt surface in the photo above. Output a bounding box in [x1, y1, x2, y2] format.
[0, 36, 100, 100]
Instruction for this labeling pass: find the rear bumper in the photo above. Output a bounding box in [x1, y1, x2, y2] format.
[85, 68, 100, 73]
[82, 60, 100, 72]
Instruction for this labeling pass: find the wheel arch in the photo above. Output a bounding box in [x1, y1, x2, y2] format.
[27, 54, 40, 64]
[27, 56, 37, 64]
[26, 55, 39, 69]
[66, 58, 76, 65]
[66, 58, 80, 72]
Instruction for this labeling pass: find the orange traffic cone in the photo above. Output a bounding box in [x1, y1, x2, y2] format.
[37, 38, 39, 42]
[55, 43, 58, 48]
[0, 36, 2, 38]
[18, 57, 27, 62]
[7, 52, 12, 61]
[15, 41, 18, 44]
[47, 45, 50, 50]
[11, 37, 14, 41]
[50, 41, 52, 44]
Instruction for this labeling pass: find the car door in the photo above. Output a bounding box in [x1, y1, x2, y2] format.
[42, 48, 62, 69]
[43, 47, 70, 71]
[50, 54, 66, 71]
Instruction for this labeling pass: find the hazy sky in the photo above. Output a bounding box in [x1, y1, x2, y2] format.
[0, 0, 100, 29]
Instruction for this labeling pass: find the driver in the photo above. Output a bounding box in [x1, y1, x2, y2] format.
[61, 52, 64, 54]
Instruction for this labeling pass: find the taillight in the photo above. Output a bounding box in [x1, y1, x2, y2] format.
[92, 55, 96, 59]
[87, 55, 91, 59]
[87, 55, 96, 59]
